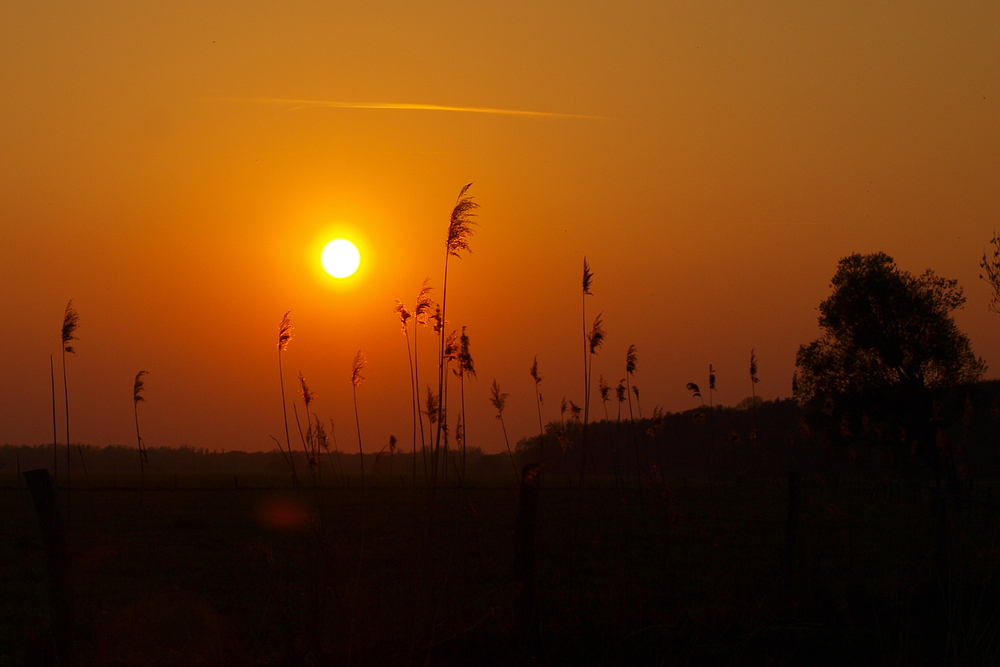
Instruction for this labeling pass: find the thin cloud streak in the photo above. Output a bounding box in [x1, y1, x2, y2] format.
[237, 98, 608, 120]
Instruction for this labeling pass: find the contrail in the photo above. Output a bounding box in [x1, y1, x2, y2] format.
[235, 98, 607, 120]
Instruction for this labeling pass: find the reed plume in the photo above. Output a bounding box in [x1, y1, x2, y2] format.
[686, 382, 704, 405]
[276, 311, 298, 484]
[598, 375, 611, 421]
[133, 371, 150, 489]
[424, 387, 440, 427]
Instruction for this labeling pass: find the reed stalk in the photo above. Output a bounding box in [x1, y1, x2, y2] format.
[298, 372, 318, 485]
[276, 312, 298, 485]
[490, 379, 519, 483]
[60, 301, 77, 502]
[580, 312, 605, 485]
[456, 326, 475, 484]
[352, 351, 366, 489]
[133, 371, 150, 490]
[530, 357, 545, 464]
[413, 281, 433, 483]
[750, 349, 760, 443]
[435, 184, 478, 489]
[395, 299, 419, 489]
[50, 355, 57, 479]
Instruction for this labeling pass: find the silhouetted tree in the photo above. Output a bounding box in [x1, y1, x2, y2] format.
[795, 253, 985, 402]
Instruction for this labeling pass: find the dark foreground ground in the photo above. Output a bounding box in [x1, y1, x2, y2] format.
[2, 471, 999, 666]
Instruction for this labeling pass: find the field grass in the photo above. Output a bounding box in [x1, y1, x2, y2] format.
[2, 472, 999, 666]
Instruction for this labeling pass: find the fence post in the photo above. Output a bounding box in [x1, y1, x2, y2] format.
[24, 469, 74, 666]
[513, 463, 541, 649]
[784, 470, 801, 572]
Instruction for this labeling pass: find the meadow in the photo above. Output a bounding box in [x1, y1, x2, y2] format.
[3, 433, 1000, 666]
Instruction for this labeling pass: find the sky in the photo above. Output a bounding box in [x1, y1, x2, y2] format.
[1, 0, 998, 455]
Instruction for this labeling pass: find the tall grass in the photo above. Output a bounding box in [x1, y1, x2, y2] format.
[456, 326, 476, 483]
[581, 259, 594, 469]
[297, 372, 318, 485]
[352, 351, 366, 489]
[490, 379, 519, 482]
[434, 184, 478, 487]
[530, 356, 545, 464]
[395, 299, 418, 489]
[60, 300, 78, 498]
[276, 311, 298, 484]
[580, 312, 605, 485]
[132, 371, 150, 489]
[708, 364, 716, 408]
[750, 349, 760, 443]
[50, 355, 57, 477]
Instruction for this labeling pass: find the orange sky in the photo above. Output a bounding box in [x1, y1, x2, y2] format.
[1, 1, 998, 454]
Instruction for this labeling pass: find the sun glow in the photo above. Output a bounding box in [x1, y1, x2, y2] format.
[321, 239, 361, 278]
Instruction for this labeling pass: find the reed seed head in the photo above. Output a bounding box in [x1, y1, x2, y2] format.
[351, 351, 366, 387]
[588, 312, 605, 354]
[686, 382, 701, 398]
[458, 326, 476, 378]
[446, 183, 479, 258]
[61, 300, 79, 353]
[625, 344, 638, 376]
[750, 349, 760, 383]
[277, 311, 293, 351]
[298, 372, 315, 407]
[599, 376, 610, 402]
[490, 379, 508, 418]
[444, 330, 460, 364]
[529, 356, 542, 385]
[709, 364, 716, 391]
[424, 387, 440, 425]
[415, 279, 434, 323]
[583, 258, 594, 296]
[133, 370, 149, 404]
[394, 300, 412, 333]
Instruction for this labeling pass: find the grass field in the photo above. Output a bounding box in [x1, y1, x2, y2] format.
[3, 471, 999, 666]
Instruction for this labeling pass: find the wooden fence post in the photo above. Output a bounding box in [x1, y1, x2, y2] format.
[513, 463, 541, 649]
[785, 470, 801, 572]
[24, 469, 74, 666]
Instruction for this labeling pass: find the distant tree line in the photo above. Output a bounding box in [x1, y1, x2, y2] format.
[0, 444, 518, 479]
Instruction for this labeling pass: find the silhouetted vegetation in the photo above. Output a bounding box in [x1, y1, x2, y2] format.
[796, 253, 985, 402]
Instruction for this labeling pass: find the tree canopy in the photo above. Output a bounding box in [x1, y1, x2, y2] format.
[795, 253, 985, 403]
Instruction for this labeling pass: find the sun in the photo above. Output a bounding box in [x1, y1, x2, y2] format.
[321, 239, 361, 278]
